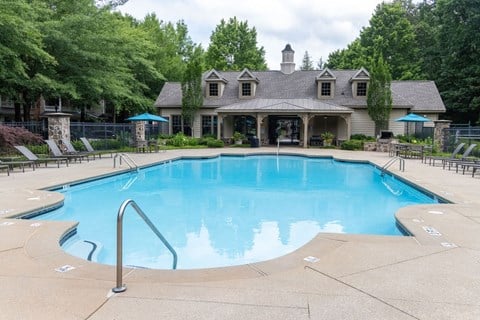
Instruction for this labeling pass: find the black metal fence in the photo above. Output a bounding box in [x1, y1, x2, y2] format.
[442, 127, 480, 156]
[1, 121, 169, 148]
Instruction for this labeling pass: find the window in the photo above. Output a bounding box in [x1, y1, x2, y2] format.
[209, 83, 219, 96]
[321, 82, 331, 96]
[202, 115, 218, 136]
[172, 115, 182, 134]
[241, 83, 252, 96]
[357, 82, 367, 96]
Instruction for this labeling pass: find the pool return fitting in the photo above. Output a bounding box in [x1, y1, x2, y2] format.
[112, 199, 177, 293]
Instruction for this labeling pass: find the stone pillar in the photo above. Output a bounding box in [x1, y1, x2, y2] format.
[433, 120, 451, 152]
[47, 113, 71, 152]
[134, 121, 146, 142]
[302, 114, 309, 148]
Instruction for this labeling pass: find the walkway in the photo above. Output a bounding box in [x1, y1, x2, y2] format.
[0, 148, 479, 319]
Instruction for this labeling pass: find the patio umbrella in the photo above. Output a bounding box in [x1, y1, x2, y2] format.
[395, 113, 431, 123]
[127, 112, 168, 122]
[395, 113, 431, 137]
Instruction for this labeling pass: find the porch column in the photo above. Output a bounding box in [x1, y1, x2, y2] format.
[256, 114, 267, 145]
[217, 114, 223, 140]
[301, 114, 309, 148]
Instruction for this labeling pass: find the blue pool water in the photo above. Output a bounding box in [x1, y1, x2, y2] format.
[35, 155, 439, 269]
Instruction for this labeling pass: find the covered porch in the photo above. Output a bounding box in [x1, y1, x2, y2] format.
[215, 99, 353, 148]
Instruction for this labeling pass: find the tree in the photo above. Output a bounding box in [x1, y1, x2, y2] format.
[435, 0, 480, 124]
[300, 51, 314, 70]
[326, 1, 421, 80]
[181, 46, 204, 136]
[205, 17, 267, 71]
[0, 0, 58, 121]
[367, 55, 392, 135]
[360, 1, 421, 80]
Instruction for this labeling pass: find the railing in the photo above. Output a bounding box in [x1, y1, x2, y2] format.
[113, 153, 138, 171]
[112, 199, 178, 293]
[381, 156, 405, 175]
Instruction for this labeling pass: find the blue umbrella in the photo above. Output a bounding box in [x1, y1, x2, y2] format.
[395, 113, 431, 137]
[395, 113, 431, 122]
[127, 112, 168, 122]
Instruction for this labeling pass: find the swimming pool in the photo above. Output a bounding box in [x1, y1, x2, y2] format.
[35, 154, 440, 269]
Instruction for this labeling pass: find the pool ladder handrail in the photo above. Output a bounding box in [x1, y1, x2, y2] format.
[381, 156, 405, 175]
[113, 153, 139, 171]
[112, 199, 178, 293]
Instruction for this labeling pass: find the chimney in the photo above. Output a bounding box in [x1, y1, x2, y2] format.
[281, 44, 295, 74]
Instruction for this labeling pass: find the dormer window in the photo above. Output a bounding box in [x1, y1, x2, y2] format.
[205, 70, 227, 98]
[350, 67, 370, 98]
[321, 82, 331, 96]
[316, 68, 336, 99]
[209, 83, 219, 96]
[237, 68, 259, 99]
[356, 82, 367, 96]
[241, 83, 252, 97]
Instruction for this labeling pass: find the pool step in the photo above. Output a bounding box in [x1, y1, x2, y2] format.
[68, 239, 102, 262]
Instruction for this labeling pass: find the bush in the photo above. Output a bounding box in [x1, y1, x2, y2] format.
[207, 139, 224, 148]
[341, 139, 364, 150]
[0, 125, 44, 154]
[350, 134, 375, 141]
[167, 133, 189, 147]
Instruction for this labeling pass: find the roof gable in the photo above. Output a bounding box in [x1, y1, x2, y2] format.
[237, 68, 259, 83]
[350, 67, 370, 81]
[316, 68, 336, 81]
[205, 69, 228, 83]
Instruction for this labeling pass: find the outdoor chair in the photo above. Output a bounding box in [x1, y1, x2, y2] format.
[0, 158, 35, 173]
[61, 138, 97, 160]
[443, 144, 477, 172]
[0, 164, 9, 176]
[14, 145, 69, 168]
[45, 139, 89, 163]
[424, 143, 465, 166]
[80, 137, 114, 158]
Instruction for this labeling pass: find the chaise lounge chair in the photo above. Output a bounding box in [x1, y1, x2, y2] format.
[80, 137, 115, 158]
[0, 158, 35, 173]
[424, 143, 465, 166]
[0, 164, 9, 176]
[14, 145, 69, 168]
[61, 138, 97, 160]
[443, 144, 477, 172]
[45, 139, 89, 163]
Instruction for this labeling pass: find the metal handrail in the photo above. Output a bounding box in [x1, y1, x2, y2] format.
[112, 199, 178, 293]
[381, 156, 405, 175]
[113, 153, 138, 171]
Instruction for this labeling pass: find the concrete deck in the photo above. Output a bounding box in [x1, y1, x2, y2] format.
[0, 148, 479, 319]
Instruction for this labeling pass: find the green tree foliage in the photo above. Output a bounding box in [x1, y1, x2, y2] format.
[206, 17, 267, 71]
[325, 0, 480, 125]
[140, 15, 197, 82]
[367, 55, 393, 135]
[0, 0, 201, 122]
[0, 0, 58, 121]
[181, 46, 205, 136]
[300, 51, 314, 71]
[435, 0, 480, 124]
[327, 1, 421, 80]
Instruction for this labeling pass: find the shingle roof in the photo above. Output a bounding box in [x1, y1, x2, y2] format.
[216, 99, 353, 113]
[155, 69, 445, 113]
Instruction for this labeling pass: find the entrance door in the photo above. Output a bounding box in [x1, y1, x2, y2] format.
[268, 116, 300, 145]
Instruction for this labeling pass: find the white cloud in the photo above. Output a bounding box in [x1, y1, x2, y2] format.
[118, 0, 387, 70]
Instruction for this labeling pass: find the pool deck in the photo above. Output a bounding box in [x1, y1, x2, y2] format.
[0, 147, 479, 319]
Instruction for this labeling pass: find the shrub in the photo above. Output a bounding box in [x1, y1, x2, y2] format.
[0, 125, 43, 154]
[341, 139, 364, 150]
[350, 134, 375, 141]
[207, 139, 224, 148]
[167, 133, 189, 147]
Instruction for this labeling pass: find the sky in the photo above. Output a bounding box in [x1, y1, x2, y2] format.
[118, 0, 390, 70]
